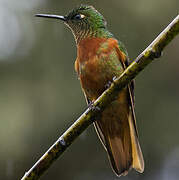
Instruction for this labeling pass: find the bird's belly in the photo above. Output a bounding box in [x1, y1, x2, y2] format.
[80, 74, 107, 101]
[80, 62, 117, 101]
[78, 49, 124, 101]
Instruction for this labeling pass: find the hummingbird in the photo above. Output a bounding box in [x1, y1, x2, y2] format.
[36, 5, 144, 176]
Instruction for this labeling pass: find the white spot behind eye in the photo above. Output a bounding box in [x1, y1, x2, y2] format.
[80, 14, 85, 19]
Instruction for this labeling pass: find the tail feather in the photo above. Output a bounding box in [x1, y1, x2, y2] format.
[129, 111, 144, 172]
[94, 89, 144, 176]
[107, 135, 132, 176]
[94, 119, 132, 176]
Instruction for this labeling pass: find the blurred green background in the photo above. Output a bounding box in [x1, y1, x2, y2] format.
[0, 0, 179, 179]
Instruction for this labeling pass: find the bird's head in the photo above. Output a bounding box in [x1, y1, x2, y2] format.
[64, 5, 107, 32]
[36, 5, 110, 43]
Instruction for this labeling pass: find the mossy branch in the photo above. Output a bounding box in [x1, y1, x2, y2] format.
[21, 15, 179, 180]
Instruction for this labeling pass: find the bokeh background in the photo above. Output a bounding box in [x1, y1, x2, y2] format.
[0, 0, 179, 179]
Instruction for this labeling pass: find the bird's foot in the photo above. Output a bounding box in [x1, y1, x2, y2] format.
[112, 76, 117, 81]
[105, 76, 117, 89]
[105, 80, 112, 89]
[87, 101, 100, 112]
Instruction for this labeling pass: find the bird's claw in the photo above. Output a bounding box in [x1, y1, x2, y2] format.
[87, 101, 100, 112]
[112, 76, 117, 81]
[105, 80, 112, 89]
[105, 76, 117, 89]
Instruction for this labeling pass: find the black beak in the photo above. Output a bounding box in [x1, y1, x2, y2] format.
[35, 14, 67, 21]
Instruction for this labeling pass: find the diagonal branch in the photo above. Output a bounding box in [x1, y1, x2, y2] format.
[21, 15, 179, 180]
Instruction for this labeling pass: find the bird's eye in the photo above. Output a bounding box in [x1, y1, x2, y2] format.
[73, 14, 85, 20]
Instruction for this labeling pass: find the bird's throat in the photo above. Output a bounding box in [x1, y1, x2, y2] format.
[70, 26, 113, 44]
